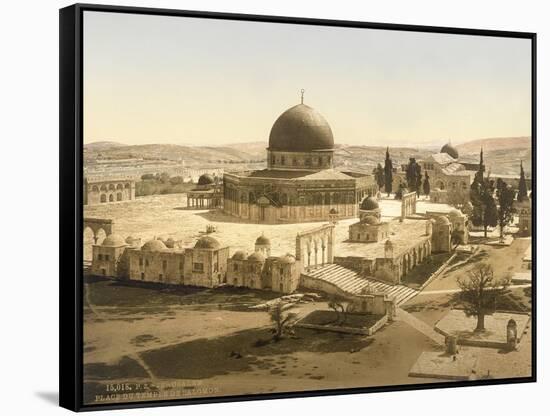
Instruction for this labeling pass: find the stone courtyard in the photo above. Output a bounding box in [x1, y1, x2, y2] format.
[83, 193, 455, 260]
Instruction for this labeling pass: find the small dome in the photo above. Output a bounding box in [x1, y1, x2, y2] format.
[232, 250, 247, 260]
[102, 234, 126, 246]
[361, 215, 379, 225]
[268, 104, 334, 152]
[435, 216, 451, 225]
[165, 237, 175, 248]
[449, 209, 462, 218]
[125, 236, 134, 244]
[248, 251, 266, 262]
[197, 173, 215, 186]
[360, 196, 379, 211]
[194, 236, 221, 249]
[329, 208, 338, 214]
[278, 254, 296, 264]
[441, 143, 459, 159]
[141, 239, 167, 251]
[255, 235, 270, 245]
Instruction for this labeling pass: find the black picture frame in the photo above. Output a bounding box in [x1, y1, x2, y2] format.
[59, 3, 537, 412]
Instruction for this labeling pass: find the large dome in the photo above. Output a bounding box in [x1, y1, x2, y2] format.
[268, 104, 334, 152]
[441, 143, 459, 159]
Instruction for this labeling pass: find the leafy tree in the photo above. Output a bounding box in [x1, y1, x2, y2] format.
[169, 175, 184, 185]
[405, 158, 422, 196]
[457, 263, 509, 332]
[384, 147, 393, 196]
[470, 176, 497, 238]
[159, 172, 170, 184]
[269, 303, 297, 341]
[141, 173, 155, 180]
[517, 160, 528, 202]
[373, 163, 385, 190]
[423, 171, 431, 196]
[496, 179, 516, 240]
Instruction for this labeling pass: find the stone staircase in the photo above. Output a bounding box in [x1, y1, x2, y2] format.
[304, 263, 418, 306]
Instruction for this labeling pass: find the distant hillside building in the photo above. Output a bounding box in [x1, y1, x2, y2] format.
[223, 97, 377, 223]
[400, 144, 478, 205]
[84, 175, 136, 205]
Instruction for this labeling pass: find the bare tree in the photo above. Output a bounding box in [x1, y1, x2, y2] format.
[269, 303, 297, 341]
[328, 297, 345, 325]
[457, 264, 509, 332]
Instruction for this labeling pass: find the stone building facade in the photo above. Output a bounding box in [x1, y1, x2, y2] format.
[90, 232, 301, 294]
[515, 198, 532, 236]
[84, 175, 136, 205]
[223, 100, 377, 223]
[394, 144, 478, 205]
[225, 235, 302, 293]
[348, 215, 390, 243]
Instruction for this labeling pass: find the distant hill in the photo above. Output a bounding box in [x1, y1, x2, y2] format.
[84, 141, 127, 151]
[85, 142, 266, 164]
[84, 136, 531, 176]
[455, 136, 531, 154]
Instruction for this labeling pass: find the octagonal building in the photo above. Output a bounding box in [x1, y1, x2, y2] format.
[223, 99, 377, 223]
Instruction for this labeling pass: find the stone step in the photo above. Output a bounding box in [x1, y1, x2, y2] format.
[303, 264, 418, 305]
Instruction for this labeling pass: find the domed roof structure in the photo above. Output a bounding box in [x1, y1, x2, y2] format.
[141, 239, 167, 251]
[268, 104, 334, 152]
[102, 234, 126, 246]
[197, 173, 215, 186]
[277, 254, 296, 264]
[449, 209, 462, 218]
[247, 251, 266, 262]
[360, 196, 379, 211]
[255, 234, 270, 245]
[329, 208, 338, 214]
[194, 236, 221, 250]
[232, 250, 247, 260]
[360, 215, 379, 225]
[441, 143, 459, 159]
[125, 236, 134, 244]
[435, 215, 451, 225]
[165, 237, 175, 248]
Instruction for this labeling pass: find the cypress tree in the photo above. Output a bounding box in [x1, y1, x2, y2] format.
[384, 147, 393, 197]
[517, 160, 528, 202]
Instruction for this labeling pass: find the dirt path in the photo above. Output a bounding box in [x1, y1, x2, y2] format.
[396, 308, 445, 346]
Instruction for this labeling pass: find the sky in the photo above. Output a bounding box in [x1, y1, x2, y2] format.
[83, 11, 532, 147]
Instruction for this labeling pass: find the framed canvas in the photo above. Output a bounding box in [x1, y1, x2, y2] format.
[59, 3, 537, 411]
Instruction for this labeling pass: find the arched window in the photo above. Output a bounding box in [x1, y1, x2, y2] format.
[100, 194, 107, 203]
